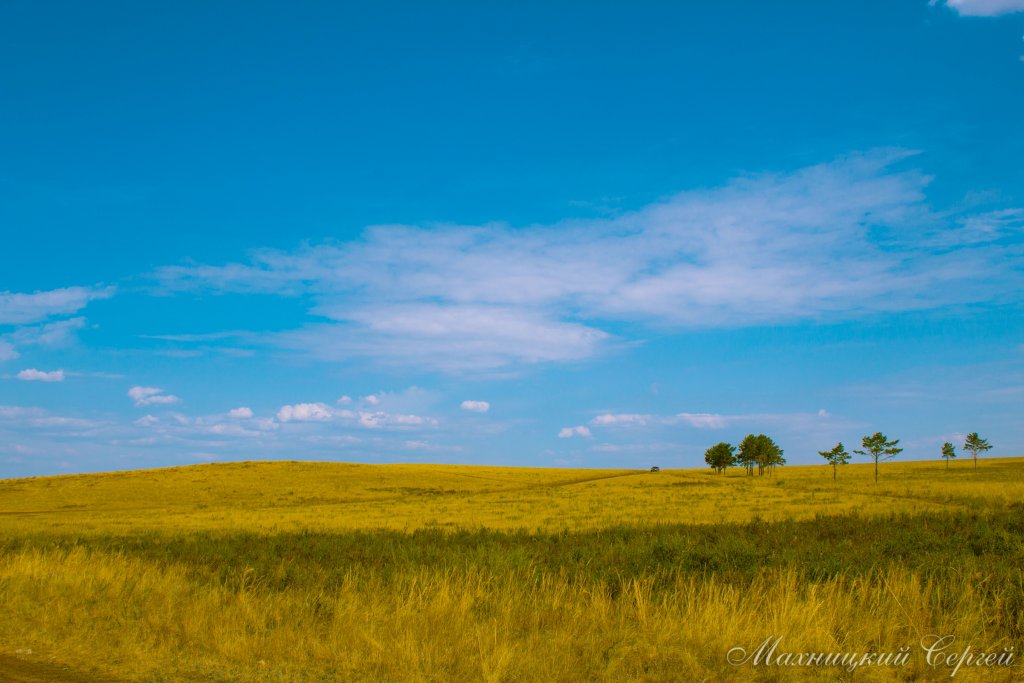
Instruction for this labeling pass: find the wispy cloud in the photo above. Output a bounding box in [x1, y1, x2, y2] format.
[16, 368, 65, 382]
[0, 286, 109, 362]
[460, 400, 491, 413]
[677, 413, 728, 429]
[138, 331, 248, 342]
[128, 386, 181, 407]
[206, 422, 264, 438]
[0, 341, 18, 362]
[591, 410, 836, 431]
[123, 408, 280, 450]
[558, 425, 592, 438]
[357, 411, 438, 429]
[275, 306, 609, 371]
[6, 317, 88, 352]
[592, 413, 653, 426]
[0, 405, 102, 433]
[933, 0, 1024, 16]
[152, 151, 1022, 372]
[0, 286, 114, 326]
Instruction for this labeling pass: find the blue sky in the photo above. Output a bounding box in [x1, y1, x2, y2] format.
[2, 0, 1023, 476]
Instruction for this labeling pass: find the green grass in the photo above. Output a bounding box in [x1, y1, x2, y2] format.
[4, 506, 1023, 597]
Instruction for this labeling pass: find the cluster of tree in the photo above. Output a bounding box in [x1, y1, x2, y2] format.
[818, 431, 993, 482]
[704, 434, 785, 476]
[939, 432, 993, 470]
[816, 432, 902, 483]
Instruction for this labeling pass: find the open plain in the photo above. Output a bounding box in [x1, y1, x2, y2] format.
[0, 458, 1022, 681]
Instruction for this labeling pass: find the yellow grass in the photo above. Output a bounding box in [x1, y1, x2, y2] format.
[0, 457, 1021, 681]
[0, 547, 1015, 682]
[0, 457, 1020, 535]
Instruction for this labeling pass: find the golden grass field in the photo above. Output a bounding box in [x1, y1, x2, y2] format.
[0, 457, 1022, 681]
[4, 457, 1021, 534]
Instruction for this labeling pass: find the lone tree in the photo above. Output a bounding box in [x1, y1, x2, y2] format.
[941, 441, 956, 470]
[963, 432, 992, 469]
[819, 442, 851, 480]
[853, 432, 902, 483]
[738, 434, 785, 477]
[704, 442, 735, 474]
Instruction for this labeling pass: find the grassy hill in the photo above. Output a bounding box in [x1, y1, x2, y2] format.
[2, 457, 1022, 534]
[0, 459, 1022, 681]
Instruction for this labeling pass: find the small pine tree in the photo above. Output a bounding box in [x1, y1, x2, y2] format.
[963, 432, 992, 469]
[941, 441, 956, 470]
[819, 442, 851, 481]
[853, 432, 903, 483]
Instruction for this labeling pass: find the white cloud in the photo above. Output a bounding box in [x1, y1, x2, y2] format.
[357, 411, 437, 429]
[275, 392, 437, 429]
[337, 395, 353, 405]
[279, 305, 608, 371]
[228, 406, 254, 419]
[558, 425, 592, 438]
[941, 209, 1024, 246]
[276, 402, 333, 422]
[357, 411, 383, 428]
[16, 368, 65, 382]
[8, 317, 88, 349]
[591, 412, 725, 428]
[0, 405, 43, 420]
[591, 413, 652, 426]
[591, 410, 839, 432]
[0, 285, 112, 363]
[134, 415, 159, 427]
[0, 286, 114, 325]
[141, 395, 180, 406]
[675, 413, 727, 428]
[303, 434, 360, 446]
[207, 423, 262, 438]
[26, 415, 98, 430]
[128, 386, 181, 407]
[253, 417, 278, 431]
[460, 400, 490, 413]
[0, 405, 100, 433]
[935, 0, 1024, 16]
[152, 151, 1023, 371]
